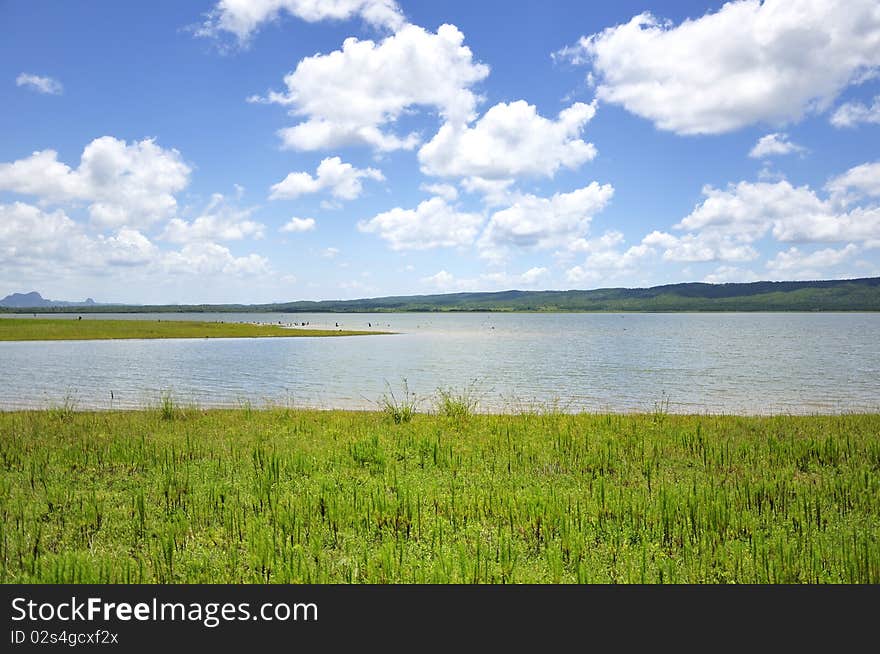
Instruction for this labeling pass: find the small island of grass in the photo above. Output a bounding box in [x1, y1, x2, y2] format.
[0, 318, 389, 341]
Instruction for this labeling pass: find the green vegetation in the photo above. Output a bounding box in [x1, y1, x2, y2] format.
[0, 318, 386, 341]
[1, 404, 878, 583]
[3, 277, 879, 313]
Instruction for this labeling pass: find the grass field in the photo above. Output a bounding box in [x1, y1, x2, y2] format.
[0, 318, 385, 340]
[0, 404, 878, 583]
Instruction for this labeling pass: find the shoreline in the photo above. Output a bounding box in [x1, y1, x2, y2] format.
[2, 406, 878, 418]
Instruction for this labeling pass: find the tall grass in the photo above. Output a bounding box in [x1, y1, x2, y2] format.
[378, 379, 419, 424]
[434, 381, 483, 423]
[159, 393, 177, 421]
[46, 392, 78, 423]
[0, 406, 878, 583]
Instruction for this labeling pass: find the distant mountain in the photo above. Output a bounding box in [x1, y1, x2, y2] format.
[2, 277, 879, 313]
[0, 291, 97, 308]
[254, 277, 880, 312]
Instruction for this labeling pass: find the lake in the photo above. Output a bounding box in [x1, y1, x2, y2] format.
[1, 312, 878, 414]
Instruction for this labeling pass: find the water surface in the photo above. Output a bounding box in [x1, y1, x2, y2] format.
[1, 312, 877, 414]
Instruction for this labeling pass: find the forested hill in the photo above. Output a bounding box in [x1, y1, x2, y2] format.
[4, 277, 880, 313]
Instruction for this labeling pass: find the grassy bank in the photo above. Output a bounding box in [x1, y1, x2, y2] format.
[0, 318, 385, 341]
[0, 407, 878, 583]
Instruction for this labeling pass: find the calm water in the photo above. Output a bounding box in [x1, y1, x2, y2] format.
[1, 312, 878, 414]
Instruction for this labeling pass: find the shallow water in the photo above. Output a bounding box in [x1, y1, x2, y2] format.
[1, 312, 878, 414]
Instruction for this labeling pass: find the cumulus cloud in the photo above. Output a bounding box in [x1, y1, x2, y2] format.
[478, 183, 614, 259]
[161, 242, 270, 276]
[421, 267, 550, 292]
[419, 182, 458, 202]
[830, 95, 880, 128]
[321, 247, 340, 258]
[253, 24, 489, 152]
[0, 137, 191, 229]
[280, 217, 316, 233]
[269, 156, 383, 200]
[644, 173, 880, 264]
[460, 177, 515, 207]
[749, 133, 805, 159]
[358, 196, 483, 250]
[419, 101, 597, 179]
[16, 73, 62, 95]
[0, 202, 84, 265]
[557, 0, 880, 135]
[0, 201, 153, 271]
[197, 0, 405, 44]
[767, 243, 861, 275]
[0, 200, 268, 282]
[161, 193, 264, 243]
[519, 266, 549, 285]
[680, 179, 880, 244]
[421, 269, 456, 289]
[95, 228, 159, 266]
[825, 162, 880, 201]
[642, 230, 759, 263]
[0, 199, 274, 279]
[703, 265, 760, 284]
[565, 231, 653, 283]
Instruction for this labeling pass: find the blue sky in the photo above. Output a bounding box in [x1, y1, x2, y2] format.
[1, 0, 879, 304]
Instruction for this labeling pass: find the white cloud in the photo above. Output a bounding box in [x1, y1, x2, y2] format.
[565, 229, 627, 256]
[422, 267, 550, 291]
[161, 193, 264, 243]
[95, 228, 158, 266]
[321, 247, 340, 258]
[0, 202, 84, 265]
[830, 95, 880, 128]
[826, 162, 880, 200]
[197, 0, 405, 44]
[0, 201, 273, 279]
[358, 196, 483, 250]
[478, 183, 614, 258]
[749, 133, 805, 159]
[16, 73, 62, 95]
[422, 269, 456, 289]
[269, 156, 383, 200]
[0, 137, 191, 229]
[681, 179, 880, 245]
[642, 230, 759, 263]
[565, 231, 653, 283]
[419, 182, 458, 201]
[766, 244, 861, 279]
[757, 165, 787, 182]
[280, 217, 316, 233]
[519, 266, 548, 285]
[558, 0, 880, 134]
[419, 101, 597, 179]
[703, 265, 760, 284]
[161, 242, 270, 276]
[254, 24, 489, 152]
[0, 202, 164, 272]
[461, 177, 515, 206]
[338, 279, 376, 295]
[644, 175, 880, 264]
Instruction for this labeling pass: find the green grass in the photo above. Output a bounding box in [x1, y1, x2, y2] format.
[0, 318, 387, 341]
[0, 407, 878, 583]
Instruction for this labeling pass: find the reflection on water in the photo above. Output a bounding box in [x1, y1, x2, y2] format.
[1, 312, 878, 414]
